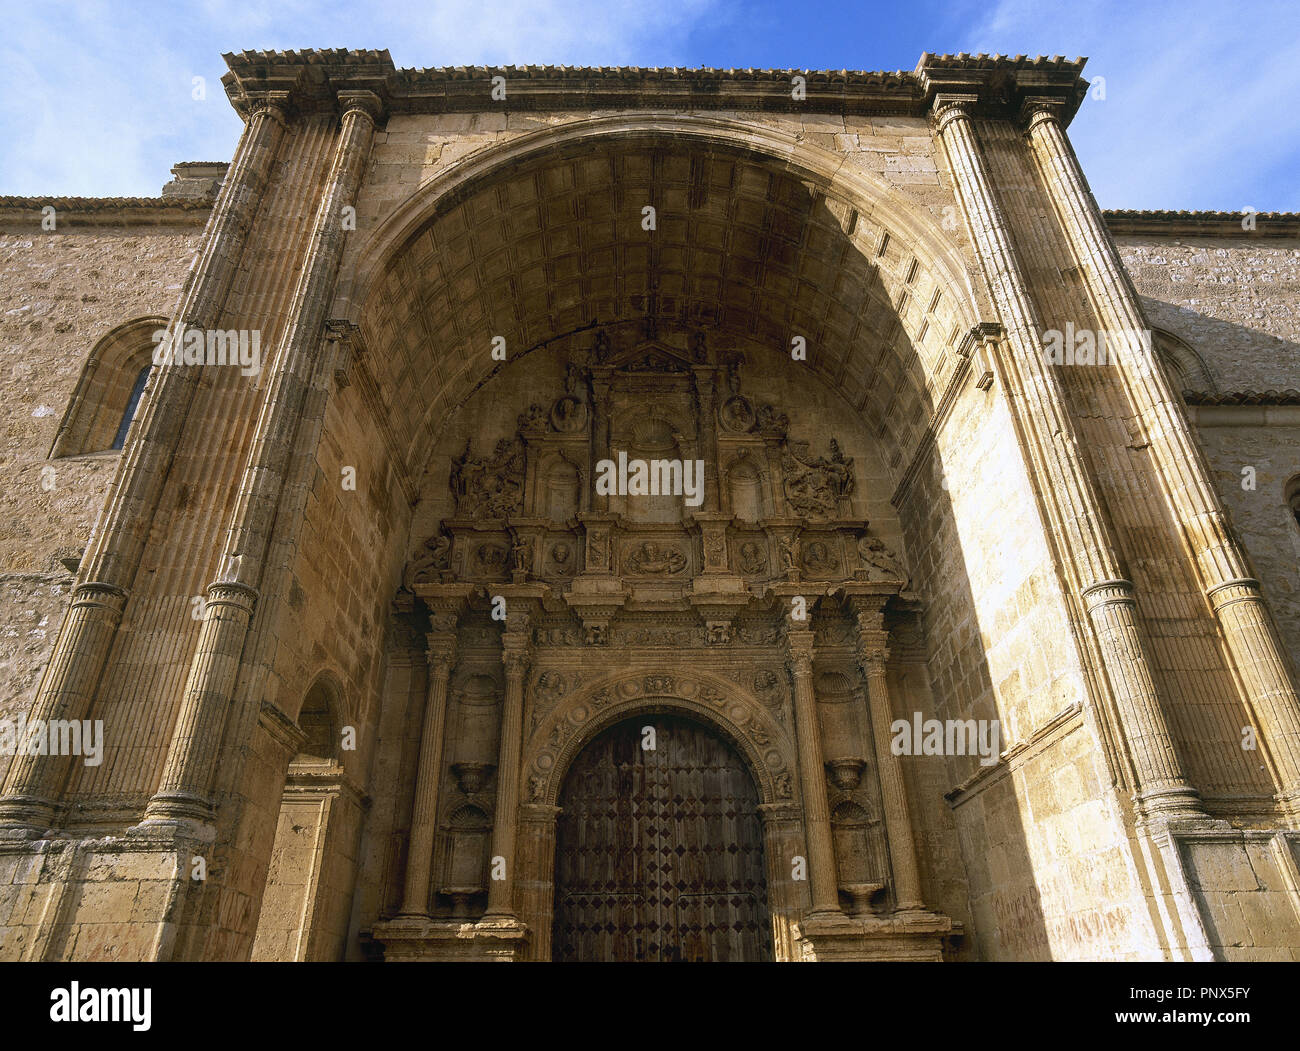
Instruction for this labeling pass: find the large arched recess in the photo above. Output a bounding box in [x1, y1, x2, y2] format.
[322, 114, 1066, 958]
[334, 113, 991, 492]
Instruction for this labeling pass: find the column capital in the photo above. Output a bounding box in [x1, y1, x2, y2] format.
[337, 89, 386, 126]
[241, 91, 293, 127]
[1081, 578, 1138, 612]
[425, 631, 458, 672]
[856, 631, 891, 668]
[1020, 95, 1068, 131]
[783, 627, 816, 678]
[930, 92, 979, 134]
[502, 633, 532, 678]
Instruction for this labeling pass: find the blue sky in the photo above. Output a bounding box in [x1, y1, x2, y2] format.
[1, 0, 1297, 210]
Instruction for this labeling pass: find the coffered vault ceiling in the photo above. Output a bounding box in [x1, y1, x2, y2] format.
[360, 139, 975, 485]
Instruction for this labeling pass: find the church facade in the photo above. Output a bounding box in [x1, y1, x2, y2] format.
[1, 49, 1299, 961]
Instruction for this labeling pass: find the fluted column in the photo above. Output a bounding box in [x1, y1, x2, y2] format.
[849, 602, 926, 910]
[1025, 98, 1300, 808]
[140, 93, 382, 826]
[398, 620, 459, 916]
[0, 99, 289, 829]
[483, 615, 533, 922]
[785, 627, 843, 916]
[934, 95, 1204, 822]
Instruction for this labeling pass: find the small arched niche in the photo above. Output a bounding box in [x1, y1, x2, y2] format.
[543, 454, 581, 521]
[293, 678, 342, 768]
[726, 454, 765, 522]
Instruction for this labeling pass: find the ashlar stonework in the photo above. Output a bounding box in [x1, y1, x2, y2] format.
[1, 49, 1299, 961]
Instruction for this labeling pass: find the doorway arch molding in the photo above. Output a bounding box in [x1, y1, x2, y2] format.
[524, 668, 796, 808]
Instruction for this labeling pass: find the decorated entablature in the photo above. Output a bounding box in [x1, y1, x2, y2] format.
[400, 324, 910, 645]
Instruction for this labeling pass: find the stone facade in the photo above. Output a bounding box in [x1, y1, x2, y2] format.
[0, 49, 1298, 961]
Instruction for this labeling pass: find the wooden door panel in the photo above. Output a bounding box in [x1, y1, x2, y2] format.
[554, 716, 772, 962]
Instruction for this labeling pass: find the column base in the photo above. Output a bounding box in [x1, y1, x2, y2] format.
[795, 909, 957, 961]
[369, 915, 530, 961]
[0, 795, 58, 835]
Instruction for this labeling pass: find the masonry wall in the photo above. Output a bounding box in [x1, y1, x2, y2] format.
[1119, 233, 1300, 668]
[0, 222, 203, 789]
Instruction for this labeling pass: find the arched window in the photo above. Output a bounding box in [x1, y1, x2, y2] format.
[51, 316, 166, 457]
[110, 364, 151, 450]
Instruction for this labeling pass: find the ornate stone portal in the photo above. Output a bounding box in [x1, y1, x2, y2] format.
[372, 337, 954, 961]
[6, 50, 1299, 965]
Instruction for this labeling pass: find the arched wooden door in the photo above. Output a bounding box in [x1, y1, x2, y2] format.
[553, 714, 773, 961]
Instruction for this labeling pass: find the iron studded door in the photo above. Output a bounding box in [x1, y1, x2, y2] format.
[553, 715, 773, 961]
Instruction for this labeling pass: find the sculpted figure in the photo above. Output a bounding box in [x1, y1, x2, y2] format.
[858, 535, 905, 582]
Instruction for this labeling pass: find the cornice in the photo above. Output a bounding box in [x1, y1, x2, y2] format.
[218, 48, 1092, 124]
[1103, 209, 1300, 238]
[1182, 389, 1300, 406]
[0, 196, 213, 228]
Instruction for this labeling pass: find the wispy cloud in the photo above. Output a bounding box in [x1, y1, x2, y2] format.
[957, 0, 1300, 210]
[0, 0, 725, 196]
[1, 0, 1296, 209]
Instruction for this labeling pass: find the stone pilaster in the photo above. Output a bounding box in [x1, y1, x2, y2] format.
[517, 802, 561, 960]
[139, 92, 383, 828]
[933, 94, 1205, 823]
[397, 591, 469, 915]
[783, 624, 843, 917]
[1024, 98, 1300, 812]
[0, 97, 289, 830]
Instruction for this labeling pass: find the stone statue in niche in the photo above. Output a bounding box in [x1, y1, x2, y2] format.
[691, 331, 708, 363]
[511, 533, 532, 577]
[626, 540, 687, 575]
[858, 535, 907, 583]
[593, 330, 611, 364]
[781, 438, 855, 518]
[779, 532, 801, 574]
[450, 436, 525, 518]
